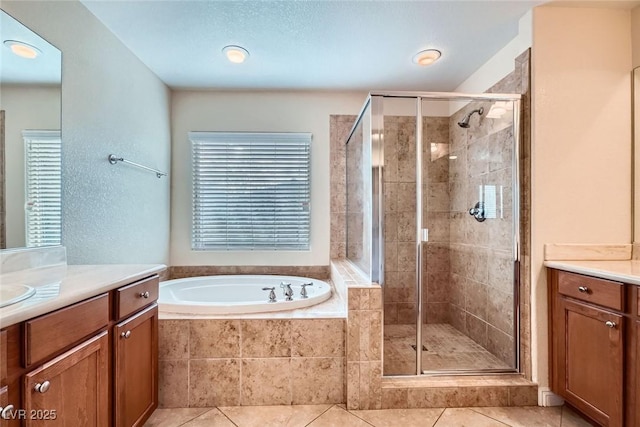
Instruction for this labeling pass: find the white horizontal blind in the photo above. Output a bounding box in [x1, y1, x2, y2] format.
[23, 130, 62, 247]
[190, 132, 311, 250]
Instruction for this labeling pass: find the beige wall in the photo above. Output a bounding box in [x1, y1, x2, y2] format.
[2, 1, 172, 264]
[170, 90, 365, 266]
[531, 6, 632, 389]
[632, 6, 640, 67]
[0, 85, 60, 248]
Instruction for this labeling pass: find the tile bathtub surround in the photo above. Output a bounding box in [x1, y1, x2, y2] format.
[169, 265, 331, 280]
[331, 259, 383, 411]
[157, 318, 346, 407]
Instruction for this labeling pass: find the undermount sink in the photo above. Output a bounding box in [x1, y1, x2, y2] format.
[0, 284, 36, 308]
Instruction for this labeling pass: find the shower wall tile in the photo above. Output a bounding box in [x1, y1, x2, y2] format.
[425, 302, 449, 324]
[329, 115, 357, 260]
[465, 314, 488, 348]
[465, 279, 488, 321]
[487, 325, 515, 367]
[487, 287, 514, 335]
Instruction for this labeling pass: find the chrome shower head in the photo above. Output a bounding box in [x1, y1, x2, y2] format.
[457, 107, 484, 128]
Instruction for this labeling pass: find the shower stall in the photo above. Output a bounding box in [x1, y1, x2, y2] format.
[345, 92, 521, 375]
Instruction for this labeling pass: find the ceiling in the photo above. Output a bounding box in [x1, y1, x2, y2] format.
[81, 0, 547, 91]
[0, 9, 61, 85]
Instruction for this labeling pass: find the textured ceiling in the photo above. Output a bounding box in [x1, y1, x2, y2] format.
[81, 1, 546, 91]
[0, 9, 61, 85]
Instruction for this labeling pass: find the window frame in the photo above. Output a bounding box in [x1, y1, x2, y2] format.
[189, 131, 312, 251]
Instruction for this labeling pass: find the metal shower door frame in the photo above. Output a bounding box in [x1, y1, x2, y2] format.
[348, 91, 522, 377]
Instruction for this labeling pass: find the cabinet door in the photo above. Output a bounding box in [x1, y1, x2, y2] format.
[114, 304, 158, 427]
[556, 298, 623, 427]
[23, 331, 109, 427]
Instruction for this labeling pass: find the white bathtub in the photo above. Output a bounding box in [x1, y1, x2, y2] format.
[159, 275, 332, 314]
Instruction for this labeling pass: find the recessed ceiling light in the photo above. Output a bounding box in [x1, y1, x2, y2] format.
[222, 45, 249, 64]
[412, 49, 441, 67]
[3, 40, 41, 59]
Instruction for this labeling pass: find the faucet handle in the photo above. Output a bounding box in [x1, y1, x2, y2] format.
[262, 287, 276, 303]
[300, 282, 313, 299]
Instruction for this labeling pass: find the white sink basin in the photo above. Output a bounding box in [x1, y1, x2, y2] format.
[0, 284, 36, 308]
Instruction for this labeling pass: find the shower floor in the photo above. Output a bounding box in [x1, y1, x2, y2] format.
[384, 323, 511, 375]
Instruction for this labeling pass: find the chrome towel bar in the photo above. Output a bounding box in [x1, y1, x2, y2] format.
[108, 154, 167, 178]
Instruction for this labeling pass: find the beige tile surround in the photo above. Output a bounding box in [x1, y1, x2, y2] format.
[158, 317, 346, 407]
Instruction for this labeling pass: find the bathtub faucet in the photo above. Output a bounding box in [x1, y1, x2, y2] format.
[262, 287, 277, 303]
[280, 282, 294, 301]
[300, 282, 313, 299]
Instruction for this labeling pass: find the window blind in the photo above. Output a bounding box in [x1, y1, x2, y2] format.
[190, 132, 311, 251]
[23, 130, 62, 247]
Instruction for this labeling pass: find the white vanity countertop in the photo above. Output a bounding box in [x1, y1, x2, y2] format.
[544, 260, 640, 285]
[0, 264, 166, 327]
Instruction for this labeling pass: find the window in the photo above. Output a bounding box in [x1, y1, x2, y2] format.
[23, 130, 62, 247]
[190, 132, 311, 251]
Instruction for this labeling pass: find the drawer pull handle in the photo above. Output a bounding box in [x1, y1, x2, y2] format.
[578, 286, 589, 293]
[121, 330, 131, 339]
[139, 291, 150, 299]
[605, 321, 616, 329]
[34, 381, 50, 393]
[1, 405, 14, 419]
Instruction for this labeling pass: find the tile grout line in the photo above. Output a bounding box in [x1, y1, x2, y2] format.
[304, 404, 338, 426]
[431, 407, 447, 427]
[175, 408, 216, 427]
[215, 407, 240, 427]
[468, 408, 516, 427]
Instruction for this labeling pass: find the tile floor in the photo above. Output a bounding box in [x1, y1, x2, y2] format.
[384, 324, 511, 375]
[144, 404, 593, 426]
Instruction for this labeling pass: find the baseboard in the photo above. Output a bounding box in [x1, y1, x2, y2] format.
[538, 387, 564, 406]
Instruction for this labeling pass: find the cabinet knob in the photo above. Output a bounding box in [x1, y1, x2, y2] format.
[139, 291, 150, 299]
[121, 330, 131, 339]
[605, 321, 616, 329]
[34, 381, 50, 393]
[578, 286, 589, 293]
[0, 404, 14, 419]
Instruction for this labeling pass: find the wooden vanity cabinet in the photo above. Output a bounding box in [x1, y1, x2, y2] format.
[0, 273, 159, 427]
[23, 332, 109, 426]
[548, 269, 636, 427]
[112, 275, 159, 427]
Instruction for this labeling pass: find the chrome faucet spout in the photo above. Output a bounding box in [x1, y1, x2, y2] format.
[280, 282, 294, 301]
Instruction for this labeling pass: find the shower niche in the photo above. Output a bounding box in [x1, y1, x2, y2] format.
[345, 93, 521, 376]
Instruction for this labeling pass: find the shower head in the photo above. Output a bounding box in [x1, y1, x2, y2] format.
[457, 107, 484, 128]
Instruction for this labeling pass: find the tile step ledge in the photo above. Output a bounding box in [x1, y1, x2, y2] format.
[380, 374, 538, 409]
[382, 373, 535, 388]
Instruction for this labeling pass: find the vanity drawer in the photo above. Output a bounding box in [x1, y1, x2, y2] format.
[558, 271, 624, 311]
[114, 275, 158, 320]
[24, 293, 109, 366]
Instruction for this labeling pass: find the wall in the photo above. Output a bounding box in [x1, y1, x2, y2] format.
[632, 6, 640, 68]
[0, 85, 60, 248]
[170, 91, 365, 266]
[531, 6, 632, 389]
[2, 1, 171, 264]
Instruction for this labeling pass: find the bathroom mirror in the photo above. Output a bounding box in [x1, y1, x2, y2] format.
[0, 9, 62, 249]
